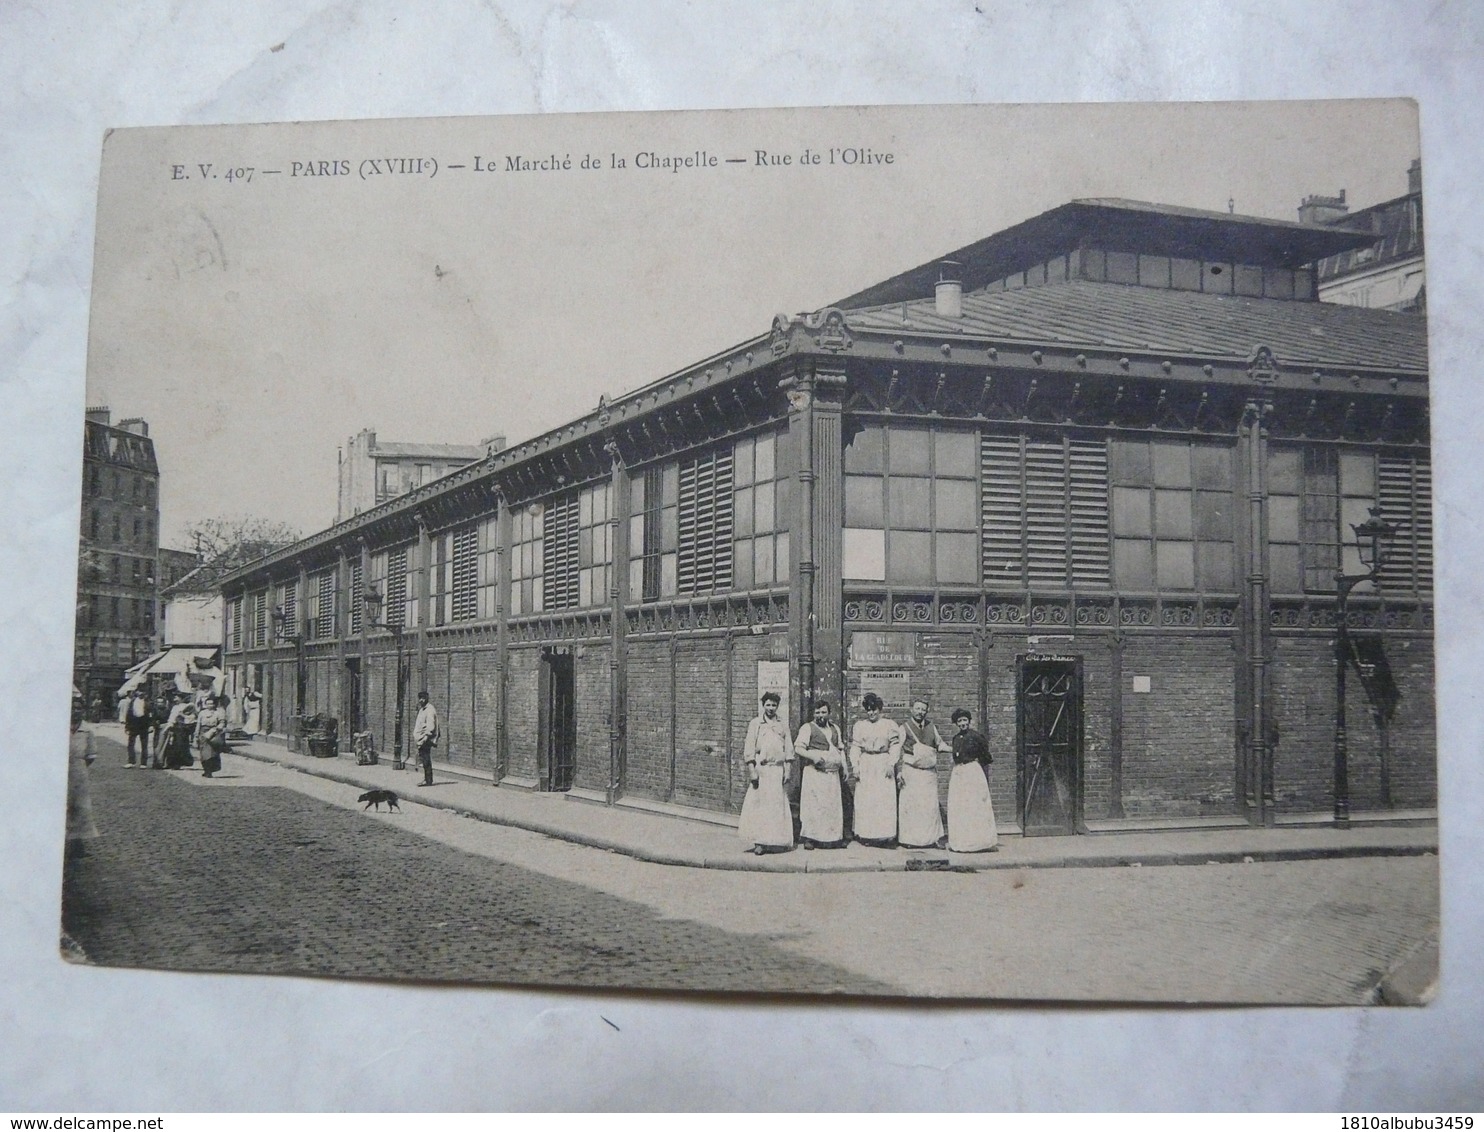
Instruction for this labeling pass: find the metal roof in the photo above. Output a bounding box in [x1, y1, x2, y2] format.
[845, 278, 1428, 373]
[834, 198, 1379, 310]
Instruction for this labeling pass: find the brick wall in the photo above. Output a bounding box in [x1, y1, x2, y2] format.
[1120, 635, 1238, 817]
[625, 640, 673, 802]
[573, 645, 611, 793]
[1271, 633, 1436, 813]
[506, 647, 540, 780]
[445, 650, 475, 768]
[472, 650, 500, 772]
[672, 638, 732, 808]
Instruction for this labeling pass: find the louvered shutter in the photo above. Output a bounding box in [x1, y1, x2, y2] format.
[678, 449, 734, 595]
[543, 495, 581, 610]
[1377, 455, 1433, 597]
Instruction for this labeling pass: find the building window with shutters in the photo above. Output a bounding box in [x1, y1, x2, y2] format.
[368, 547, 408, 629]
[1377, 453, 1432, 598]
[228, 595, 242, 651]
[252, 590, 268, 647]
[677, 448, 734, 595]
[1268, 446, 1380, 595]
[348, 561, 363, 635]
[509, 505, 545, 617]
[844, 425, 978, 586]
[277, 578, 298, 637]
[1110, 439, 1234, 593]
[982, 434, 1110, 590]
[539, 483, 612, 611]
[308, 570, 336, 640]
[431, 524, 478, 624]
[1267, 447, 1431, 599]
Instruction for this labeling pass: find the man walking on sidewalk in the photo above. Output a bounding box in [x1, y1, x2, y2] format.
[413, 690, 439, 787]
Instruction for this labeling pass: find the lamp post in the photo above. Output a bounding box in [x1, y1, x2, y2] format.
[1333, 507, 1395, 827]
[363, 583, 407, 770]
[271, 604, 306, 753]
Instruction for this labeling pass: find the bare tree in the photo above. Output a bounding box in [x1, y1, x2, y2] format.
[180, 515, 302, 575]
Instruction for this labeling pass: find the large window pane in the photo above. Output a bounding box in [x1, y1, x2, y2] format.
[1113, 487, 1152, 537]
[1114, 539, 1154, 589]
[845, 426, 884, 474]
[1198, 542, 1235, 591]
[1264, 448, 1299, 492]
[887, 477, 932, 529]
[1268, 495, 1300, 543]
[1196, 491, 1234, 540]
[844, 475, 883, 527]
[754, 434, 775, 483]
[733, 541, 754, 589]
[753, 534, 775, 586]
[888, 530, 933, 584]
[934, 479, 978, 530]
[775, 531, 790, 583]
[936, 532, 979, 583]
[732, 438, 753, 486]
[753, 484, 775, 533]
[1110, 440, 1153, 486]
[1341, 451, 1376, 497]
[1270, 544, 1303, 594]
[1152, 443, 1193, 488]
[660, 552, 677, 596]
[733, 486, 755, 537]
[1192, 445, 1234, 489]
[660, 464, 679, 506]
[843, 528, 886, 581]
[889, 429, 931, 476]
[934, 431, 978, 477]
[1154, 490, 1193, 538]
[1155, 541, 1195, 590]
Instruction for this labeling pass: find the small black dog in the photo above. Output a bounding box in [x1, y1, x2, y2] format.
[358, 788, 400, 812]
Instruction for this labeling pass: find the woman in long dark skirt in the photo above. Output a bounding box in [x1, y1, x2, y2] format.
[196, 695, 228, 777]
[161, 694, 196, 769]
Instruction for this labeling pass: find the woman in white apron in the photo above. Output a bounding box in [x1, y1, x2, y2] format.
[947, 708, 999, 852]
[793, 701, 847, 848]
[898, 699, 949, 848]
[738, 692, 795, 854]
[848, 693, 901, 846]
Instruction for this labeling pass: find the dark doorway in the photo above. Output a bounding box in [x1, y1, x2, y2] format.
[539, 650, 577, 792]
[344, 658, 361, 734]
[1017, 656, 1084, 835]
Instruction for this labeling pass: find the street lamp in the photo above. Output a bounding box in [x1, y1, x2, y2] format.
[1333, 506, 1396, 827]
[271, 604, 306, 753]
[363, 583, 408, 770]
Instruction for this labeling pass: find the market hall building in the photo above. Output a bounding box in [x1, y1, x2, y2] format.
[220, 197, 1433, 834]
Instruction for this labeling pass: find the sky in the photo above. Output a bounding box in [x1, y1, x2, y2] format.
[83, 99, 1421, 549]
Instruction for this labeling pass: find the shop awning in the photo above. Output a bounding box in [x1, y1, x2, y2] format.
[116, 647, 221, 696]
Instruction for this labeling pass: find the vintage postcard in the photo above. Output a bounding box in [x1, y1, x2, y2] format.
[64, 100, 1436, 1003]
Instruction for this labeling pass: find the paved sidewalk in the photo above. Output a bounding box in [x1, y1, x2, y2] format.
[96, 723, 1438, 875]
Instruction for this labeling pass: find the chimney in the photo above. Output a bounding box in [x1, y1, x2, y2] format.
[935, 260, 963, 318]
[118, 417, 149, 436]
[480, 433, 507, 456]
[1298, 190, 1348, 226]
[85, 406, 111, 425]
[1407, 158, 1422, 195]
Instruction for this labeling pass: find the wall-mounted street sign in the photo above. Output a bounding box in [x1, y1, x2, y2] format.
[848, 630, 917, 668]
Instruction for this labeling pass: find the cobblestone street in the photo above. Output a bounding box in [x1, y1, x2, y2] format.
[63, 733, 1439, 1003]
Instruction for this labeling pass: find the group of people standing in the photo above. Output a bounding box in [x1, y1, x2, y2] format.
[118, 686, 230, 776]
[738, 691, 999, 856]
